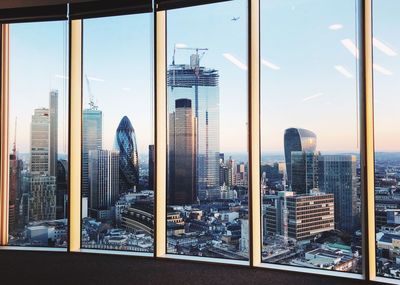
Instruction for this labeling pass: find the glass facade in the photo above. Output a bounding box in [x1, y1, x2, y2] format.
[166, 0, 249, 260]
[8, 21, 69, 248]
[81, 13, 154, 252]
[260, 0, 362, 274]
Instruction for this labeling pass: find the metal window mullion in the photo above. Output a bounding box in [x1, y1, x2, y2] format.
[249, 0, 261, 267]
[68, 19, 83, 252]
[359, 0, 376, 280]
[0, 24, 9, 246]
[154, 9, 167, 258]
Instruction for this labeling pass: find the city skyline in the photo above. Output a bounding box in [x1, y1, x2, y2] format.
[8, 2, 400, 154]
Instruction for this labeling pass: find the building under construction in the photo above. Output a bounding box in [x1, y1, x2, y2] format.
[167, 50, 220, 202]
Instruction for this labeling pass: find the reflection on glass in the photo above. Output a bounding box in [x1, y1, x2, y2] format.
[8, 21, 69, 247]
[81, 14, 154, 252]
[373, 0, 400, 280]
[166, 0, 249, 260]
[261, 1, 362, 273]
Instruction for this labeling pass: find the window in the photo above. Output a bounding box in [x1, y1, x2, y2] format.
[81, 13, 154, 252]
[373, 0, 400, 280]
[8, 21, 69, 248]
[165, 0, 249, 260]
[260, 0, 362, 274]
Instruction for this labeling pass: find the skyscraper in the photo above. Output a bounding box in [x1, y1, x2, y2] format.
[49, 90, 58, 177]
[9, 143, 20, 232]
[318, 155, 357, 233]
[114, 116, 139, 193]
[29, 107, 57, 222]
[291, 151, 320, 194]
[168, 99, 196, 205]
[168, 53, 220, 201]
[148, 144, 155, 190]
[31, 108, 50, 175]
[284, 128, 317, 189]
[88, 150, 119, 219]
[82, 109, 102, 198]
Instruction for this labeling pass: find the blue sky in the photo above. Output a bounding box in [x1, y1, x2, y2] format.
[8, 0, 400, 156]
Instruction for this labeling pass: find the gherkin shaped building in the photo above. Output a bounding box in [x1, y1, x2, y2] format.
[114, 116, 139, 193]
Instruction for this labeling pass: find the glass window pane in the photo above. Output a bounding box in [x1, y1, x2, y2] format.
[81, 14, 154, 252]
[166, 0, 249, 260]
[261, 0, 362, 273]
[8, 21, 69, 248]
[373, 0, 400, 280]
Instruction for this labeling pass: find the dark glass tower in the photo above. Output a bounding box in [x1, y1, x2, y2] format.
[283, 128, 317, 189]
[168, 99, 196, 205]
[114, 116, 139, 193]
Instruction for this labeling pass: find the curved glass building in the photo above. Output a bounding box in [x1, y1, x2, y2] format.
[114, 116, 139, 193]
[283, 128, 317, 188]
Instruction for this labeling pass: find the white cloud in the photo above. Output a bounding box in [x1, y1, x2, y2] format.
[222, 53, 247, 70]
[329, 24, 343, 31]
[303, 92, 324, 102]
[373, 64, 393, 76]
[261, 58, 280, 70]
[334, 65, 353, 78]
[373, 37, 397, 56]
[122, 87, 131, 92]
[341, 39, 359, 58]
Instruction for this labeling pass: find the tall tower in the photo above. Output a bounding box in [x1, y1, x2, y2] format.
[167, 54, 220, 201]
[114, 116, 139, 193]
[168, 99, 196, 205]
[283, 128, 317, 189]
[31, 108, 50, 175]
[291, 151, 320, 194]
[49, 90, 58, 177]
[9, 123, 19, 232]
[82, 109, 102, 198]
[319, 154, 357, 233]
[88, 150, 119, 218]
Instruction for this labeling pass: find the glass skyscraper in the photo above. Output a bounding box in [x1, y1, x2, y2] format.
[82, 109, 102, 198]
[167, 53, 220, 201]
[114, 116, 139, 193]
[168, 98, 196, 205]
[318, 155, 358, 233]
[283, 128, 317, 189]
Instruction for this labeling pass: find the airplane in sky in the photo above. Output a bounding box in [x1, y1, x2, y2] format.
[231, 16, 240, 21]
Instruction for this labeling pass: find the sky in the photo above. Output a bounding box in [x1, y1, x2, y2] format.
[8, 0, 400, 158]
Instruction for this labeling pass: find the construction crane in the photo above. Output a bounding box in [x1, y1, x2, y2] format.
[85, 74, 98, 110]
[172, 45, 208, 66]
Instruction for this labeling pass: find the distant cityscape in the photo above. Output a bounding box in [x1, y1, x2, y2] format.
[7, 50, 400, 280]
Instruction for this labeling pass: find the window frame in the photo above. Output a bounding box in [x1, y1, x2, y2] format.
[0, 0, 390, 283]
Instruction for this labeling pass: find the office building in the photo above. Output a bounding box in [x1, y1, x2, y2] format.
[284, 128, 317, 189]
[265, 191, 334, 241]
[319, 155, 357, 233]
[49, 90, 58, 177]
[291, 151, 320, 194]
[114, 116, 139, 193]
[29, 175, 56, 221]
[82, 109, 103, 198]
[88, 149, 119, 219]
[30, 108, 50, 175]
[168, 98, 196, 205]
[148, 144, 155, 190]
